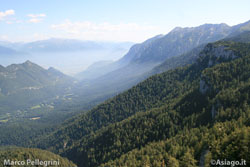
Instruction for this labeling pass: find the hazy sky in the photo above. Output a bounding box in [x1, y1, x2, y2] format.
[0, 0, 250, 42]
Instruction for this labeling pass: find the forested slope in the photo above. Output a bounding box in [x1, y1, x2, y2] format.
[0, 147, 76, 167]
[34, 38, 250, 167]
[102, 122, 250, 167]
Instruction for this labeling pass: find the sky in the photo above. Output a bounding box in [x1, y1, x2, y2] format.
[0, 0, 250, 43]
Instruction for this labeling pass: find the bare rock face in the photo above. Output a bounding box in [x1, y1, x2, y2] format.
[203, 44, 238, 68]
[199, 74, 210, 95]
[199, 44, 238, 95]
[199, 150, 210, 167]
[211, 100, 221, 119]
[199, 78, 209, 94]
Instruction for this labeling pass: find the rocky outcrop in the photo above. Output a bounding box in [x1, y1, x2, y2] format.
[211, 100, 221, 119]
[199, 150, 210, 167]
[199, 44, 238, 95]
[201, 44, 238, 68]
[199, 78, 209, 94]
[199, 74, 210, 95]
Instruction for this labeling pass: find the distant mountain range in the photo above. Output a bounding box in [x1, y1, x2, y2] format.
[0, 39, 134, 74]
[0, 38, 134, 53]
[0, 45, 24, 55]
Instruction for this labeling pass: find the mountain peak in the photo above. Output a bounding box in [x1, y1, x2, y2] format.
[23, 60, 33, 65]
[22, 60, 43, 69]
[5, 61, 43, 72]
[171, 27, 183, 32]
[0, 64, 5, 71]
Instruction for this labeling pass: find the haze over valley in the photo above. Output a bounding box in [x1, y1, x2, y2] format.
[0, 39, 133, 75]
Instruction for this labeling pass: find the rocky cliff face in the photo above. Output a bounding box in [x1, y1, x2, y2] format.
[199, 43, 238, 68]
[197, 42, 240, 121]
[199, 75, 210, 95]
[198, 43, 239, 95]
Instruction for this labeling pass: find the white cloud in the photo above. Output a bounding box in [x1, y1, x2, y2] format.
[0, 35, 9, 41]
[0, 10, 15, 20]
[51, 20, 164, 42]
[27, 14, 46, 18]
[27, 13, 46, 23]
[28, 18, 42, 23]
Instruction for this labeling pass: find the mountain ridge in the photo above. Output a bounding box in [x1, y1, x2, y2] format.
[74, 21, 250, 108]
